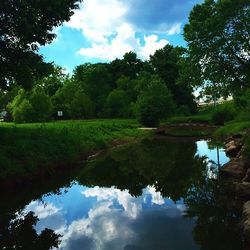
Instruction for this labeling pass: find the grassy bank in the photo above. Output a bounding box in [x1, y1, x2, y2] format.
[213, 121, 250, 137]
[0, 119, 147, 183]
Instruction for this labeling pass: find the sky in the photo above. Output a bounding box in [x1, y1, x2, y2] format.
[39, 0, 203, 73]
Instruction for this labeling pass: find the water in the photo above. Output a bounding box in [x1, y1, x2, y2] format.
[0, 137, 243, 250]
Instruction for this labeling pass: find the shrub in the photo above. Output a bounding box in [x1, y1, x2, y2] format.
[211, 106, 236, 125]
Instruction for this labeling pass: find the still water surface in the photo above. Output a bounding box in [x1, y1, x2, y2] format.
[0, 137, 244, 250]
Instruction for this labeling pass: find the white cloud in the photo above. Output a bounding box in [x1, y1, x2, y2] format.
[23, 200, 61, 219]
[66, 0, 170, 61]
[167, 23, 182, 35]
[145, 186, 165, 205]
[76, 25, 169, 61]
[66, 0, 127, 43]
[137, 35, 169, 60]
[83, 186, 141, 219]
[58, 201, 135, 250]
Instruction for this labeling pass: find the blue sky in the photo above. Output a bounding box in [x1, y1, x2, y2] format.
[39, 0, 203, 73]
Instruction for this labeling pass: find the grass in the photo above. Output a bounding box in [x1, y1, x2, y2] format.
[0, 119, 148, 182]
[163, 101, 235, 125]
[164, 113, 212, 124]
[213, 121, 250, 137]
[163, 105, 216, 125]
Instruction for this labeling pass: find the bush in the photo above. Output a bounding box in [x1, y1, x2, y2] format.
[211, 106, 236, 125]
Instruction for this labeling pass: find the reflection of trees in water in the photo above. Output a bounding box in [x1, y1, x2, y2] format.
[78, 137, 243, 249]
[0, 212, 60, 250]
[0, 138, 243, 250]
[78, 137, 207, 200]
[185, 178, 243, 250]
[0, 164, 77, 250]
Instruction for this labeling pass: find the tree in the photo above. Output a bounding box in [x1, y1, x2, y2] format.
[149, 45, 197, 113]
[0, 0, 81, 89]
[8, 87, 53, 123]
[0, 212, 61, 250]
[36, 65, 66, 97]
[0, 86, 20, 111]
[103, 89, 132, 118]
[69, 91, 94, 119]
[184, 0, 250, 95]
[136, 76, 175, 127]
[73, 63, 112, 115]
[52, 79, 94, 119]
[29, 86, 53, 122]
[12, 99, 34, 123]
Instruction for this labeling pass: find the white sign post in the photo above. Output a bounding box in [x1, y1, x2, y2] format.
[57, 111, 63, 119]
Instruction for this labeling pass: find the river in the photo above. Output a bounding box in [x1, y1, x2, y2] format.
[0, 136, 244, 250]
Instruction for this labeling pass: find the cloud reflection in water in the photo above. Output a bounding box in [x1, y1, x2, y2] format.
[19, 185, 197, 250]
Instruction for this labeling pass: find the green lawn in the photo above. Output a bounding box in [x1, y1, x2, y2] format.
[0, 119, 148, 182]
[213, 121, 250, 137]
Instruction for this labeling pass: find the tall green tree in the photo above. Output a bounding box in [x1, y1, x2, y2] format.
[109, 52, 144, 87]
[0, 0, 81, 89]
[103, 89, 132, 118]
[36, 65, 66, 97]
[73, 63, 112, 116]
[149, 45, 197, 113]
[136, 75, 175, 127]
[52, 79, 94, 119]
[184, 0, 250, 95]
[8, 87, 53, 123]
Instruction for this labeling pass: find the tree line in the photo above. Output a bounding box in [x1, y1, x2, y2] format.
[0, 47, 197, 126]
[0, 0, 249, 126]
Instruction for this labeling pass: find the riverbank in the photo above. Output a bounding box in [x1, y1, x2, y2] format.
[0, 119, 149, 189]
[217, 130, 250, 244]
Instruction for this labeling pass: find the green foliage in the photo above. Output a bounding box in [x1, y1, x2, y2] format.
[79, 137, 206, 200]
[29, 86, 53, 122]
[52, 80, 94, 119]
[149, 45, 197, 113]
[36, 65, 66, 96]
[103, 89, 132, 118]
[0, 86, 20, 112]
[165, 101, 236, 125]
[69, 91, 94, 119]
[0, 212, 61, 250]
[184, 0, 250, 94]
[109, 52, 144, 85]
[165, 114, 213, 124]
[1, 44, 198, 122]
[211, 105, 236, 125]
[13, 99, 34, 123]
[8, 87, 53, 123]
[7, 89, 27, 115]
[0, 119, 146, 180]
[136, 76, 175, 127]
[1, 0, 81, 89]
[214, 121, 250, 137]
[73, 63, 112, 115]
